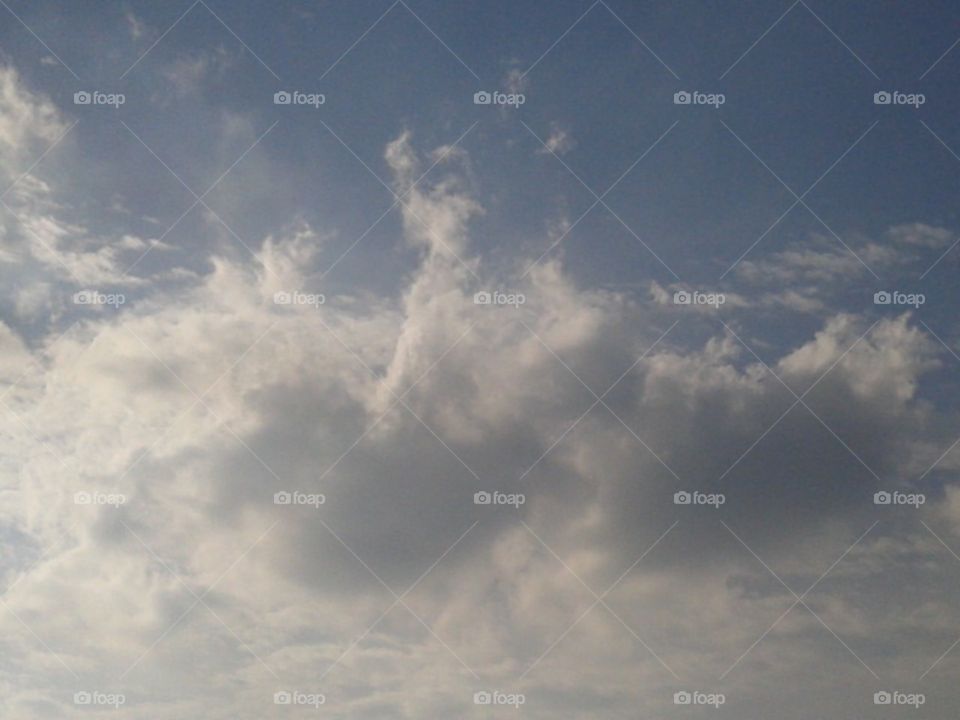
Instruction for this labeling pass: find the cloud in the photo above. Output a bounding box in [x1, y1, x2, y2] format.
[385, 131, 482, 257]
[160, 47, 235, 99]
[888, 222, 953, 248]
[0, 67, 66, 172]
[0, 68, 168, 307]
[729, 229, 937, 314]
[537, 124, 574, 156]
[504, 68, 528, 96]
[2, 125, 960, 720]
[125, 11, 145, 40]
[734, 240, 873, 284]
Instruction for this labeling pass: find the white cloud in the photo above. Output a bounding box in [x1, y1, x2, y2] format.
[537, 124, 574, 156]
[0, 67, 65, 169]
[1, 128, 959, 720]
[888, 222, 953, 248]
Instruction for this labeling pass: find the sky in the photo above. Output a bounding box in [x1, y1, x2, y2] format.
[1, 0, 960, 717]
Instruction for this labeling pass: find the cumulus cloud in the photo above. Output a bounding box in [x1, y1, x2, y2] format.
[2, 113, 960, 720]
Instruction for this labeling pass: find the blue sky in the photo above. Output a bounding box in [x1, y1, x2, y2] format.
[2, 1, 960, 718]
[4, 1, 958, 331]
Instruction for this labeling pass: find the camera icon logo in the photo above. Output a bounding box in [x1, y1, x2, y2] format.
[74, 691, 92, 705]
[273, 291, 292, 305]
[274, 91, 292, 105]
[873, 491, 892, 505]
[873, 291, 891, 305]
[674, 91, 691, 105]
[73, 91, 91, 105]
[474, 91, 492, 105]
[474, 291, 492, 305]
[674, 691, 692, 705]
[74, 491, 92, 505]
[674, 491, 692, 505]
[874, 691, 892, 705]
[274, 690, 292, 705]
[274, 491, 292, 505]
[474, 691, 492, 705]
[673, 290, 691, 305]
[474, 491, 492, 505]
[873, 91, 892, 105]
